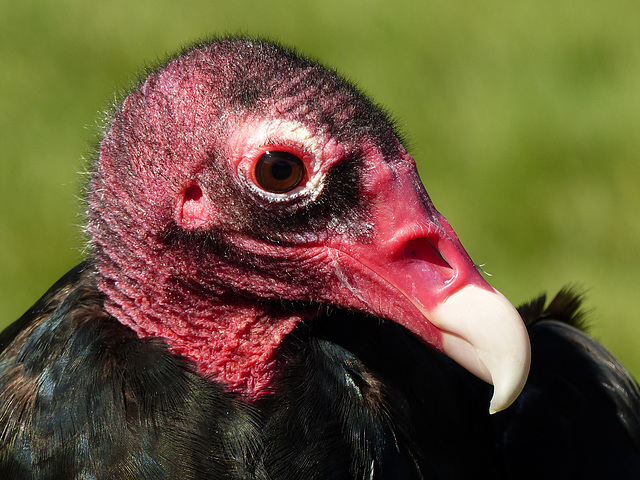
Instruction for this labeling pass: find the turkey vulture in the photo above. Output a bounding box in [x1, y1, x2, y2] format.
[1, 37, 639, 479]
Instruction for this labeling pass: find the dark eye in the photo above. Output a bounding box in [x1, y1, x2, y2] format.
[254, 151, 305, 193]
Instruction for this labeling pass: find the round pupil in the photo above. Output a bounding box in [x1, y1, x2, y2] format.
[271, 160, 293, 181]
[254, 151, 305, 193]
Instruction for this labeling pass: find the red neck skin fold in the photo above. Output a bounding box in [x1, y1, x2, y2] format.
[97, 254, 305, 399]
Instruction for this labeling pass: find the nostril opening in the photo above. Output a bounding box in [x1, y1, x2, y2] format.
[184, 184, 203, 201]
[403, 238, 452, 270]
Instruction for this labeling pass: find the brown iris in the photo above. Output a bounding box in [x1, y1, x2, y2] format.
[254, 151, 305, 193]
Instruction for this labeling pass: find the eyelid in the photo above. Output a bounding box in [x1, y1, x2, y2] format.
[258, 142, 314, 168]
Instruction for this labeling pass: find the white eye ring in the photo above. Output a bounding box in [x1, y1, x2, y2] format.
[232, 118, 328, 204]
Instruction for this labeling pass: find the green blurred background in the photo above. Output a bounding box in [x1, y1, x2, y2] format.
[1, 1, 639, 378]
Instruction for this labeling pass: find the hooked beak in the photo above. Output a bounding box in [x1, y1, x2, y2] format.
[429, 285, 530, 413]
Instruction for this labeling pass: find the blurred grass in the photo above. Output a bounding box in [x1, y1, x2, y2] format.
[1, 1, 639, 378]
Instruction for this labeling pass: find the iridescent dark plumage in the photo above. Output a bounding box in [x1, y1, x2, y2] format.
[1, 38, 639, 479]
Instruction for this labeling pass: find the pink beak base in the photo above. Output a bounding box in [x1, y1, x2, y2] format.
[326, 158, 531, 413]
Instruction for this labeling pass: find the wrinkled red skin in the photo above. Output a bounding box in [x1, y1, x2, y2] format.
[88, 40, 490, 398]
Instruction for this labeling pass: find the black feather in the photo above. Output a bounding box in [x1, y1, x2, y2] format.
[518, 286, 590, 331]
[0, 263, 261, 479]
[496, 288, 640, 479]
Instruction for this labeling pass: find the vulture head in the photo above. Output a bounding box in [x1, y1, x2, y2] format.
[88, 38, 530, 413]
